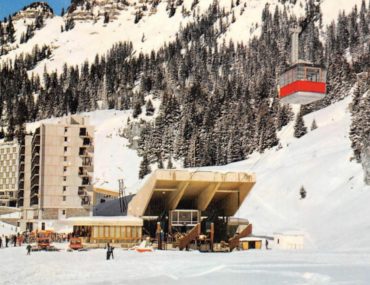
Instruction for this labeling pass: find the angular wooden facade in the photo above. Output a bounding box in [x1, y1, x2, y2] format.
[128, 169, 256, 217]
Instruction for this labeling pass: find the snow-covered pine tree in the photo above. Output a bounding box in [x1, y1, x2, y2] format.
[300, 186, 307, 199]
[311, 119, 318, 130]
[139, 154, 151, 179]
[294, 108, 307, 138]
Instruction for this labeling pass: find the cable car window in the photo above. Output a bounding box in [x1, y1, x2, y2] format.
[305, 67, 320, 82]
[297, 65, 305, 80]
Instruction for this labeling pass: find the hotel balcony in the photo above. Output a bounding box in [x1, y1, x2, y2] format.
[81, 177, 90, 186]
[31, 153, 40, 167]
[81, 195, 91, 207]
[78, 187, 86, 196]
[30, 196, 39, 206]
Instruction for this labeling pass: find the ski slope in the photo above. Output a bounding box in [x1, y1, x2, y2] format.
[202, 95, 370, 251]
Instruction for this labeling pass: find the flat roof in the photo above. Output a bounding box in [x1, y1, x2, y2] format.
[65, 216, 143, 227]
[93, 187, 119, 197]
[128, 169, 256, 217]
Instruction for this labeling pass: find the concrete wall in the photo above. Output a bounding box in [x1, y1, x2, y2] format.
[274, 234, 304, 250]
[0, 141, 19, 206]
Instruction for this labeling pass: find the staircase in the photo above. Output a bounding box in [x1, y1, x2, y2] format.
[178, 223, 201, 251]
[228, 223, 253, 251]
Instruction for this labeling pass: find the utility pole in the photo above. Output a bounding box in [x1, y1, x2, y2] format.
[118, 179, 126, 215]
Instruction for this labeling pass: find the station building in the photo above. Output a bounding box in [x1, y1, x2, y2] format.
[68, 169, 256, 250]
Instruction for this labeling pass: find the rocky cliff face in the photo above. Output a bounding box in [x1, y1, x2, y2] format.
[66, 0, 129, 22]
[12, 2, 54, 21]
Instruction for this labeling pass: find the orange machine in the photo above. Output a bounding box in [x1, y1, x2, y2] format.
[69, 237, 83, 251]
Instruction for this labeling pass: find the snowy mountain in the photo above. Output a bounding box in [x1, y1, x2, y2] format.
[0, 0, 364, 76]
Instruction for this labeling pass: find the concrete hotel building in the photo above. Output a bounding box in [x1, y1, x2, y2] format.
[19, 116, 94, 231]
[0, 141, 19, 207]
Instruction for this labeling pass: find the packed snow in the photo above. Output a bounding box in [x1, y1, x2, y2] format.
[1, 244, 370, 285]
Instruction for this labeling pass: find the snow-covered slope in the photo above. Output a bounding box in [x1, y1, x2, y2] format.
[1, 0, 365, 76]
[202, 95, 370, 251]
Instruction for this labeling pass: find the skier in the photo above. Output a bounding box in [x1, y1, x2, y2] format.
[27, 244, 32, 255]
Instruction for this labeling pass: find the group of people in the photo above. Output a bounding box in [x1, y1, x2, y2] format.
[0, 234, 24, 248]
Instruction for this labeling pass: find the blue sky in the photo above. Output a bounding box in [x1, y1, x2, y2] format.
[0, 0, 70, 20]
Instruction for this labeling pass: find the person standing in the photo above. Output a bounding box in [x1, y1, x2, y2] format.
[0, 235, 2, 248]
[106, 243, 111, 260]
[265, 239, 269, 250]
[110, 246, 114, 259]
[27, 244, 32, 255]
[5, 236, 9, 247]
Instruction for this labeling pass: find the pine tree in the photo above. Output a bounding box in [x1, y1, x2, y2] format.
[311, 119, 318, 130]
[133, 102, 142, 118]
[139, 154, 151, 179]
[300, 186, 307, 199]
[294, 108, 307, 138]
[167, 155, 174, 169]
[104, 12, 110, 24]
[6, 16, 15, 43]
[145, 99, 155, 116]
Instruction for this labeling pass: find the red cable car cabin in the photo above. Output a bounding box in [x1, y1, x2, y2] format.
[278, 63, 327, 105]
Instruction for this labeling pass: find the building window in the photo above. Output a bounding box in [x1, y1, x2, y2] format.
[64, 147, 68, 152]
[63, 186, 67, 192]
[63, 196, 66, 201]
[62, 210, 66, 215]
[63, 176, 67, 182]
[64, 137, 68, 142]
[64, 128, 68, 133]
[64, 156, 67, 162]
[64, 166, 67, 172]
